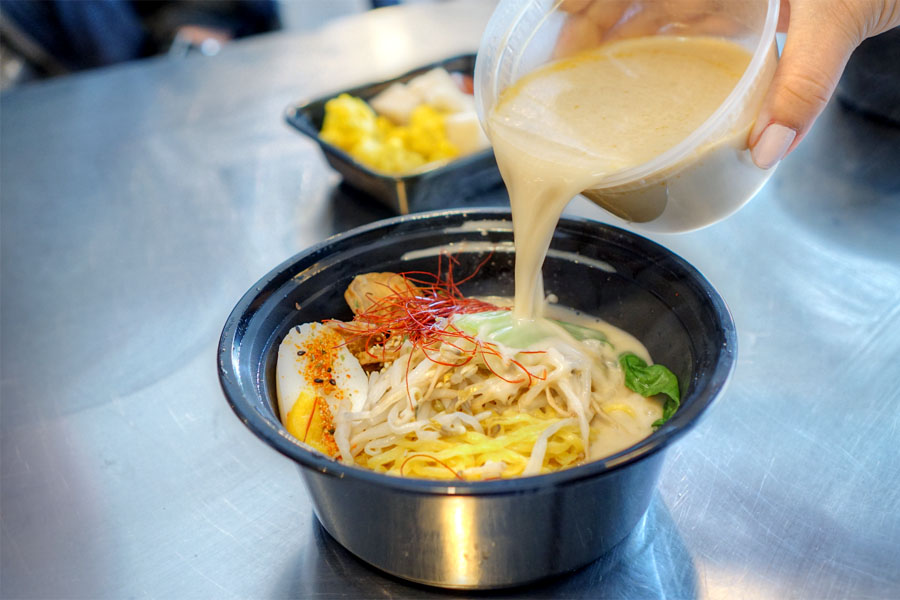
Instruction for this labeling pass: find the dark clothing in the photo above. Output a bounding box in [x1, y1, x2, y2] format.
[1, 0, 147, 70]
[0, 0, 279, 73]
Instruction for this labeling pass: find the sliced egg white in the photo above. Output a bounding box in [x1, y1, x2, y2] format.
[276, 322, 368, 424]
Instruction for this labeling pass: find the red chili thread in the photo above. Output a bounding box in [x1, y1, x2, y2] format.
[399, 453, 463, 480]
[333, 254, 546, 395]
[302, 397, 319, 443]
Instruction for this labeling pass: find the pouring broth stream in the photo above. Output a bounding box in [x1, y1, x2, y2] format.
[485, 35, 755, 318]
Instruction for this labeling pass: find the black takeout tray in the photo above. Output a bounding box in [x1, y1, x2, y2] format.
[284, 54, 504, 214]
[218, 208, 738, 589]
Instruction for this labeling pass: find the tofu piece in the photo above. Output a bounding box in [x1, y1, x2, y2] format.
[444, 110, 490, 156]
[369, 82, 421, 125]
[407, 68, 470, 113]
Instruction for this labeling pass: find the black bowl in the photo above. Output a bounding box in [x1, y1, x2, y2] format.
[218, 208, 736, 589]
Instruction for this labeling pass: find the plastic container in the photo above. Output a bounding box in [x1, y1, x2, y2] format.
[218, 208, 736, 589]
[475, 0, 780, 232]
[285, 54, 504, 214]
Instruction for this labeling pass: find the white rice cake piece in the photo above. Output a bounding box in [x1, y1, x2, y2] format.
[444, 110, 490, 155]
[406, 68, 470, 113]
[369, 82, 421, 125]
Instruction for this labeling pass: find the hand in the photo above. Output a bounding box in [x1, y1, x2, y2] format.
[556, 1, 900, 169]
[749, 0, 899, 168]
[556, 0, 745, 54]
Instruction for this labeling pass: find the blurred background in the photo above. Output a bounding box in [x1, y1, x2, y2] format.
[0, 0, 443, 91]
[3, 0, 895, 124]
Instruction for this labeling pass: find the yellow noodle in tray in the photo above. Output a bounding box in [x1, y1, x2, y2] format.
[275, 260, 680, 481]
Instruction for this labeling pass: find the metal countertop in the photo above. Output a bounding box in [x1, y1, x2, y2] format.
[2, 2, 898, 598]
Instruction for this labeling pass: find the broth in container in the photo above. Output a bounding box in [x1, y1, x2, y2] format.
[476, 0, 780, 239]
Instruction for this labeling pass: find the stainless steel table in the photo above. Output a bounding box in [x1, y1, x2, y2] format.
[2, 2, 898, 598]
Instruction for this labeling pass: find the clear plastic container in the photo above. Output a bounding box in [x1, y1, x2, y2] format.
[475, 0, 780, 233]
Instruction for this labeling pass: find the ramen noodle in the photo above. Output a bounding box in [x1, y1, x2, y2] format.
[275, 263, 679, 480]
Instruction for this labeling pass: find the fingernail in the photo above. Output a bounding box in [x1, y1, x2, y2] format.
[751, 123, 796, 169]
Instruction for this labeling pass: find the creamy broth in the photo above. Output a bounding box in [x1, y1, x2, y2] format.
[542, 305, 661, 459]
[475, 299, 663, 460]
[485, 36, 754, 318]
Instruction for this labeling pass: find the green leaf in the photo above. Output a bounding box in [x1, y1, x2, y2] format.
[618, 353, 680, 427]
[555, 320, 610, 346]
[453, 310, 546, 348]
[454, 310, 612, 349]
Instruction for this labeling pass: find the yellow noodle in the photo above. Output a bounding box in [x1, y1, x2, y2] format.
[354, 406, 585, 480]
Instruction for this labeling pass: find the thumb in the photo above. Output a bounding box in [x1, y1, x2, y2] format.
[749, 2, 860, 169]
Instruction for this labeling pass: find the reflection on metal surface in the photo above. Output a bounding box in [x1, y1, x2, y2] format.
[445, 497, 475, 585]
[773, 101, 900, 262]
[283, 494, 698, 598]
